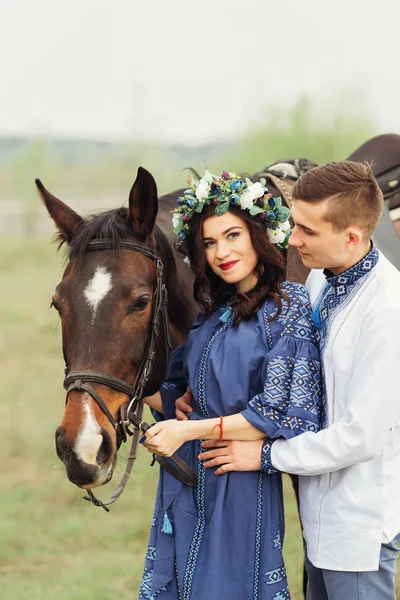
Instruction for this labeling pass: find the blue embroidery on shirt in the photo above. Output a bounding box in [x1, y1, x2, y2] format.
[261, 439, 277, 474]
[313, 245, 379, 341]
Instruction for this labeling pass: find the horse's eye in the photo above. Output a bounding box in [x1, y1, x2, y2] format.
[50, 299, 61, 314]
[128, 295, 150, 314]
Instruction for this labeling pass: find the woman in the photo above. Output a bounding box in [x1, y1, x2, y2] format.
[138, 170, 322, 600]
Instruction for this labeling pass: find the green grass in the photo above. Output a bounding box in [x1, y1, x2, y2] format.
[0, 236, 397, 599]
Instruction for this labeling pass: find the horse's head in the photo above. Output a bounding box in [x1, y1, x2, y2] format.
[37, 168, 170, 489]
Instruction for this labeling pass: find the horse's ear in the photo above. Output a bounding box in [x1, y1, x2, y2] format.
[35, 179, 84, 242]
[128, 167, 158, 238]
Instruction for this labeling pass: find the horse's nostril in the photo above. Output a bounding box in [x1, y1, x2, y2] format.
[55, 426, 68, 460]
[96, 429, 113, 465]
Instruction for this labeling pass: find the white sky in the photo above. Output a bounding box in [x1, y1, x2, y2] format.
[1, 0, 400, 143]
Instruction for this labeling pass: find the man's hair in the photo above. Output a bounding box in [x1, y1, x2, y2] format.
[292, 161, 383, 237]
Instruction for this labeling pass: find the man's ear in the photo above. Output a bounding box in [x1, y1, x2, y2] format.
[346, 227, 364, 249]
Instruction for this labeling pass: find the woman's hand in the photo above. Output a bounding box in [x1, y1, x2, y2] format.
[140, 420, 189, 457]
[199, 439, 263, 475]
[175, 386, 194, 420]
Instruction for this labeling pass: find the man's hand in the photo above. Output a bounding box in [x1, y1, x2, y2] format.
[175, 386, 194, 420]
[199, 439, 263, 475]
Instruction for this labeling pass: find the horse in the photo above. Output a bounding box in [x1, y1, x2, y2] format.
[36, 167, 198, 491]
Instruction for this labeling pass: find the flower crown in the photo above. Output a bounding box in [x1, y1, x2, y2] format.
[172, 170, 292, 255]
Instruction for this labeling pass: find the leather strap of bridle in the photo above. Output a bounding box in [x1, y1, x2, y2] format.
[65, 378, 119, 428]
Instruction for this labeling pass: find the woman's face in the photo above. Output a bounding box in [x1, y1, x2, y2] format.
[202, 211, 259, 293]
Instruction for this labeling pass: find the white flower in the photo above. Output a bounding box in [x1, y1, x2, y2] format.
[195, 175, 210, 201]
[239, 181, 265, 210]
[267, 228, 287, 244]
[280, 220, 291, 232]
[183, 256, 191, 266]
[172, 214, 180, 229]
[239, 189, 255, 210]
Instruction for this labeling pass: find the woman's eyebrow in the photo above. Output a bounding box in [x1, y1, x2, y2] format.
[203, 226, 243, 241]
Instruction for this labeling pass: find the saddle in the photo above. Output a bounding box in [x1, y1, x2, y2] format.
[346, 134, 400, 211]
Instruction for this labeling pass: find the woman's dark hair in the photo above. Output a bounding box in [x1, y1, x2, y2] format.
[188, 204, 288, 323]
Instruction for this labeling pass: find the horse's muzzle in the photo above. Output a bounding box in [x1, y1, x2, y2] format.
[55, 426, 115, 487]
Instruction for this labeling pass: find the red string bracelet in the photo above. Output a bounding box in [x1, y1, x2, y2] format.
[211, 415, 223, 441]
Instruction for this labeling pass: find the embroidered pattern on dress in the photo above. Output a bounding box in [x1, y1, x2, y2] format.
[139, 567, 168, 599]
[175, 560, 182, 600]
[182, 319, 232, 600]
[280, 283, 317, 339]
[249, 355, 321, 434]
[263, 564, 287, 585]
[263, 565, 286, 585]
[146, 545, 157, 561]
[253, 470, 264, 599]
[271, 587, 291, 600]
[272, 527, 282, 550]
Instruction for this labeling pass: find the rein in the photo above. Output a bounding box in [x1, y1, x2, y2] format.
[63, 238, 197, 512]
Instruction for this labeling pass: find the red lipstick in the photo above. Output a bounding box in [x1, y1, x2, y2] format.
[219, 260, 239, 271]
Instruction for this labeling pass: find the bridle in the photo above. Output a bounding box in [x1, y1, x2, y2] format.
[63, 238, 197, 511]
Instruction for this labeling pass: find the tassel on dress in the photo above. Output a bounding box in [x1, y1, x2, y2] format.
[161, 511, 173, 534]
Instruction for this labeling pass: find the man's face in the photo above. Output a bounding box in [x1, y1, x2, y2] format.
[289, 199, 352, 272]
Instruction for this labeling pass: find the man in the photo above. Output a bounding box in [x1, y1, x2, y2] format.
[177, 161, 400, 600]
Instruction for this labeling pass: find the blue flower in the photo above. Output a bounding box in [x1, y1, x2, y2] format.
[185, 197, 195, 208]
[268, 198, 276, 207]
[266, 210, 275, 221]
[229, 193, 240, 205]
[230, 179, 243, 192]
[177, 197, 185, 206]
[177, 230, 186, 240]
[211, 183, 220, 194]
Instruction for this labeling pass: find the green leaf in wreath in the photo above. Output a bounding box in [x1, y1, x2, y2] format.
[215, 201, 230, 216]
[249, 205, 265, 216]
[277, 206, 291, 221]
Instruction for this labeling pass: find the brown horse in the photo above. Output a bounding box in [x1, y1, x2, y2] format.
[37, 167, 197, 489]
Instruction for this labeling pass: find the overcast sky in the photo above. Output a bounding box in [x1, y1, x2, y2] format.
[1, 0, 400, 143]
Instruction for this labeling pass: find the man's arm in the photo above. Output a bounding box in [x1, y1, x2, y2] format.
[268, 308, 400, 476]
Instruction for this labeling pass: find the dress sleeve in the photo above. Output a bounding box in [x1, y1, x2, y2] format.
[151, 344, 187, 421]
[241, 285, 322, 440]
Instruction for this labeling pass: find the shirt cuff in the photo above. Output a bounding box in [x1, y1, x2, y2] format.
[261, 439, 278, 474]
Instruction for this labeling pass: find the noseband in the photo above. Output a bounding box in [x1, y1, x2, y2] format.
[63, 238, 197, 511]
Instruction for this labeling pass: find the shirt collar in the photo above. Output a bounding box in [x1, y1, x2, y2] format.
[323, 243, 379, 286]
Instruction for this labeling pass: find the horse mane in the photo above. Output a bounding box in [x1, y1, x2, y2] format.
[61, 207, 177, 289]
[158, 189, 184, 211]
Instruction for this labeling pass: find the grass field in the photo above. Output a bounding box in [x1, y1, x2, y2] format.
[0, 236, 398, 599]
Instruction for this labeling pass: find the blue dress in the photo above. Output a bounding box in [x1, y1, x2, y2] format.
[139, 282, 322, 600]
